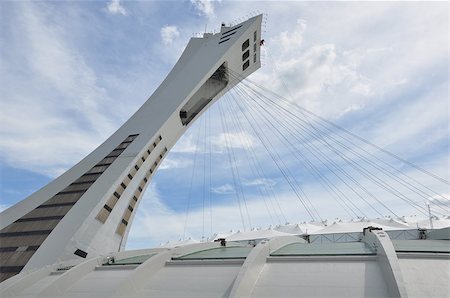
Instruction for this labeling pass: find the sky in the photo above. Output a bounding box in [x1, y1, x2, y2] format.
[0, 1, 448, 249]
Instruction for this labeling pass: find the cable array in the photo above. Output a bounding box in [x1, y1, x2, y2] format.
[179, 66, 448, 240]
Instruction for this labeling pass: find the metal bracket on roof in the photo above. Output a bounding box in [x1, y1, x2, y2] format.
[214, 238, 226, 247]
[302, 234, 311, 243]
[363, 226, 383, 235]
[418, 228, 427, 239]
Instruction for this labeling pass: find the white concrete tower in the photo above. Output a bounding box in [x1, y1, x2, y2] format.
[0, 15, 263, 282]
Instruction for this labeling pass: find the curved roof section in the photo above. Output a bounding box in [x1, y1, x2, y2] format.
[1, 227, 449, 297]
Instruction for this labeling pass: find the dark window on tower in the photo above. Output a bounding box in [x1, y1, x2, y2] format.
[243, 60, 250, 71]
[218, 38, 230, 45]
[254, 53, 257, 63]
[242, 39, 250, 51]
[74, 249, 88, 258]
[103, 204, 113, 212]
[253, 43, 256, 52]
[254, 31, 257, 42]
[242, 50, 250, 61]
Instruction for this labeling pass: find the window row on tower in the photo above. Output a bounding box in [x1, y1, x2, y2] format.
[95, 134, 165, 236]
[242, 30, 258, 72]
[116, 146, 168, 237]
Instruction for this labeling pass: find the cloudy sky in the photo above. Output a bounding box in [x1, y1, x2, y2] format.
[0, 1, 448, 249]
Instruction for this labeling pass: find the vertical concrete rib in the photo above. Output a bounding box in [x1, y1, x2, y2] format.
[362, 228, 408, 298]
[37, 257, 102, 297]
[229, 236, 305, 297]
[113, 242, 223, 297]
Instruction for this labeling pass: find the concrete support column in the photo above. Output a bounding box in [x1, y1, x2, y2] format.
[229, 236, 304, 297]
[362, 228, 408, 298]
[113, 242, 233, 297]
[38, 257, 103, 297]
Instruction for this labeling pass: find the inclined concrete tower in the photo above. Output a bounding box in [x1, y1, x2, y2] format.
[0, 15, 263, 282]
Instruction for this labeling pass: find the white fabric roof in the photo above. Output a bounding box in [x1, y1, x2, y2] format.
[158, 217, 449, 245]
[274, 224, 305, 234]
[225, 229, 293, 241]
[312, 221, 400, 234]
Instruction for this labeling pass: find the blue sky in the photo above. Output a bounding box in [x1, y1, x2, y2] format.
[0, 1, 448, 249]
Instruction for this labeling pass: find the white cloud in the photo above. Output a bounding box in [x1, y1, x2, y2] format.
[212, 132, 257, 150]
[265, 40, 374, 119]
[107, 0, 128, 16]
[160, 25, 180, 45]
[190, 0, 216, 18]
[211, 183, 234, 194]
[128, 184, 186, 247]
[428, 194, 450, 208]
[0, 3, 116, 177]
[368, 81, 448, 150]
[242, 178, 276, 187]
[159, 157, 193, 170]
[170, 133, 199, 153]
[278, 19, 307, 54]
